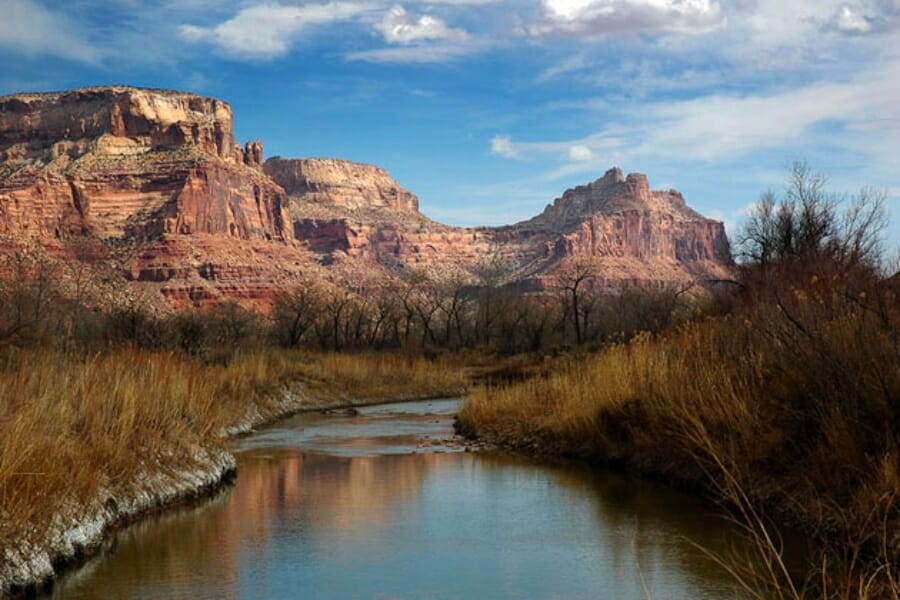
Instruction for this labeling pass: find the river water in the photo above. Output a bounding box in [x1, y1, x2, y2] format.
[47, 398, 798, 599]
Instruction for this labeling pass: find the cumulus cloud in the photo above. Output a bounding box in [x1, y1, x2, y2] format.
[376, 4, 471, 43]
[530, 0, 727, 38]
[823, 1, 900, 34]
[829, 4, 874, 32]
[179, 2, 373, 59]
[0, 0, 99, 62]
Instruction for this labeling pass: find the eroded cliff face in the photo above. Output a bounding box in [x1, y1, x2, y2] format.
[272, 162, 732, 289]
[0, 87, 237, 164]
[0, 86, 733, 308]
[0, 87, 304, 307]
[508, 167, 733, 286]
[265, 157, 419, 213]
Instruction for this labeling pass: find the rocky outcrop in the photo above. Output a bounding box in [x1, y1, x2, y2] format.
[0, 87, 238, 164]
[265, 157, 419, 213]
[0, 86, 308, 307]
[243, 140, 263, 168]
[506, 167, 733, 285]
[276, 164, 732, 289]
[0, 86, 733, 308]
[0, 87, 290, 241]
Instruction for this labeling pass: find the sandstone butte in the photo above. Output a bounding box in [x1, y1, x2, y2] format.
[0, 86, 732, 309]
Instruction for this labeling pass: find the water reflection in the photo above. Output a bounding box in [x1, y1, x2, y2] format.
[48, 400, 797, 599]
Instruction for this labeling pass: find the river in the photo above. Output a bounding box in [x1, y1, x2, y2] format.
[45, 398, 801, 599]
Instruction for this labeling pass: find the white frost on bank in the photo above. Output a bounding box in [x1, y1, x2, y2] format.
[219, 386, 310, 437]
[0, 444, 234, 594]
[0, 382, 456, 594]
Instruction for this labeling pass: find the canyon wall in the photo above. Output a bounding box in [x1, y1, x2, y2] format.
[266, 161, 732, 288]
[264, 157, 419, 213]
[0, 87, 305, 308]
[0, 86, 733, 308]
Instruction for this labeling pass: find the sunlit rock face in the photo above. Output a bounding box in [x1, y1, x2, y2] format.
[272, 162, 733, 290]
[506, 167, 733, 287]
[0, 86, 307, 308]
[264, 157, 419, 213]
[0, 86, 237, 162]
[0, 86, 290, 240]
[0, 86, 732, 309]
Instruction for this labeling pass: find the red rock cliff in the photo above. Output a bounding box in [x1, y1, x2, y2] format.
[515, 167, 732, 281]
[264, 157, 419, 213]
[0, 86, 304, 307]
[275, 163, 732, 288]
[0, 86, 733, 308]
[0, 87, 237, 162]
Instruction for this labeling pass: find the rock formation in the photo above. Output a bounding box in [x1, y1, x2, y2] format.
[0, 86, 733, 309]
[508, 167, 732, 287]
[243, 140, 263, 168]
[0, 87, 307, 307]
[267, 161, 731, 289]
[264, 157, 419, 213]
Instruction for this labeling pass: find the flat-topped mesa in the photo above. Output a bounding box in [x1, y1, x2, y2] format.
[0, 86, 292, 245]
[0, 86, 263, 165]
[264, 157, 419, 213]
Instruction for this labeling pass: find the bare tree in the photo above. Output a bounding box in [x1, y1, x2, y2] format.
[556, 256, 598, 345]
[474, 245, 512, 346]
[271, 282, 323, 347]
[738, 162, 887, 269]
[0, 237, 62, 344]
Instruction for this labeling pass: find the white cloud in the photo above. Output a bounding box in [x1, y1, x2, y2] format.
[827, 1, 900, 35]
[376, 4, 470, 43]
[490, 130, 626, 165]
[830, 4, 874, 33]
[531, 0, 727, 38]
[642, 60, 899, 160]
[567, 145, 594, 161]
[179, 2, 374, 59]
[0, 0, 99, 62]
[535, 52, 593, 82]
[490, 135, 519, 158]
[407, 0, 500, 4]
[492, 57, 900, 180]
[345, 42, 477, 62]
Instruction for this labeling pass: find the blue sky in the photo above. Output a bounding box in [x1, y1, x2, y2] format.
[1, 0, 898, 250]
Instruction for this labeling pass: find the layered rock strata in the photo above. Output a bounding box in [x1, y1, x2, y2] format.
[265, 157, 419, 213]
[0, 87, 306, 306]
[267, 160, 731, 289]
[0, 86, 732, 308]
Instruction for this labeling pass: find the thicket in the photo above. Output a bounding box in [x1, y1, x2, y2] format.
[0, 244, 691, 360]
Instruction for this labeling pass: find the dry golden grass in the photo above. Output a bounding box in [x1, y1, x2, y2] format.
[459, 280, 900, 599]
[0, 348, 466, 557]
[298, 352, 467, 401]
